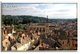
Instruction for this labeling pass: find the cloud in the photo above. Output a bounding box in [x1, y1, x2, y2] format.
[2, 3, 77, 19]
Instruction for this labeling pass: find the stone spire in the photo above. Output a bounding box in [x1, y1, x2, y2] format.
[47, 15, 48, 23]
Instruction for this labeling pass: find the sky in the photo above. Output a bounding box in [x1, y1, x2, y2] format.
[2, 3, 77, 19]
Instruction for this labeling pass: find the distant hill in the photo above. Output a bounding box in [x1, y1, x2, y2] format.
[2, 15, 77, 25]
